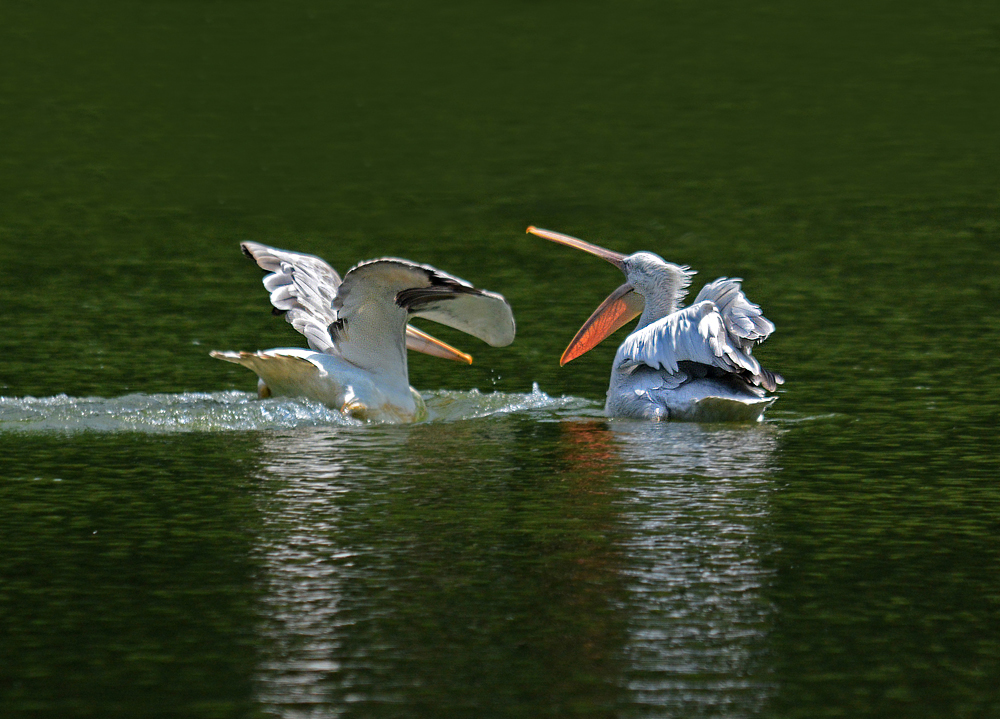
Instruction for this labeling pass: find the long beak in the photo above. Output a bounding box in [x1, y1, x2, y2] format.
[405, 324, 473, 364]
[561, 282, 645, 365]
[526, 226, 641, 364]
[526, 226, 627, 271]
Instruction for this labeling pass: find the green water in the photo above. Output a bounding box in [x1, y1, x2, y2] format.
[2, 1, 999, 717]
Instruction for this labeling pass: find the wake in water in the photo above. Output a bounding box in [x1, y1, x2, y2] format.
[0, 384, 599, 434]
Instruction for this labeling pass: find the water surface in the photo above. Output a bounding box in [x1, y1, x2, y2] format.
[1, 1, 998, 717]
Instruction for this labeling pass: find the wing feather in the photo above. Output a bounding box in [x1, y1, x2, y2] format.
[339, 259, 515, 347]
[692, 278, 775, 351]
[618, 300, 782, 391]
[332, 258, 515, 371]
[239, 244, 515, 372]
[241, 241, 342, 353]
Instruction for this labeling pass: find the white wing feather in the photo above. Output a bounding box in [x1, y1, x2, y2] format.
[692, 278, 775, 352]
[241, 245, 515, 372]
[618, 300, 781, 390]
[338, 259, 514, 345]
[241, 241, 341, 353]
[333, 258, 515, 371]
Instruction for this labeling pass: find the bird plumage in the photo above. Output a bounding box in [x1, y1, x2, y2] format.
[212, 242, 515, 423]
[528, 226, 783, 422]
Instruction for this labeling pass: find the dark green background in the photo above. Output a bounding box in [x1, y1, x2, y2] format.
[2, 1, 998, 717]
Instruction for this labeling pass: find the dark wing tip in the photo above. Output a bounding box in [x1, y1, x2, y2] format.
[396, 284, 482, 312]
[756, 367, 784, 393]
[240, 241, 275, 274]
[394, 266, 481, 312]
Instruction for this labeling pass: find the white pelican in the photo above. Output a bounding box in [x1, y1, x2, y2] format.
[528, 226, 784, 422]
[212, 242, 515, 423]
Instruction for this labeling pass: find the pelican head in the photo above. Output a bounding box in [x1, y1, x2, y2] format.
[527, 226, 693, 365]
[618, 251, 693, 313]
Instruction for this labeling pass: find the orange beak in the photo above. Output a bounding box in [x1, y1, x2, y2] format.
[527, 226, 644, 364]
[526, 226, 627, 271]
[559, 282, 644, 364]
[404, 324, 473, 364]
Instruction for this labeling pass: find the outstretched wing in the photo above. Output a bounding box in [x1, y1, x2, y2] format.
[241, 243, 484, 364]
[618, 299, 782, 391]
[390, 267, 516, 348]
[241, 241, 341, 353]
[332, 258, 515, 372]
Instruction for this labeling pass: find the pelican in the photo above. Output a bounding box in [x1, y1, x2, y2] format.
[528, 226, 783, 422]
[212, 242, 516, 423]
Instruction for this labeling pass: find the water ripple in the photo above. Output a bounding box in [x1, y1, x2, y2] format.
[0, 384, 598, 433]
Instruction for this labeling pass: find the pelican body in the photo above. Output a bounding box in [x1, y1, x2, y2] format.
[529, 227, 783, 422]
[212, 242, 515, 423]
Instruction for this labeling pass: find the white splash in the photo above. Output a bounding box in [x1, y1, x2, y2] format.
[0, 384, 598, 434]
[424, 382, 597, 422]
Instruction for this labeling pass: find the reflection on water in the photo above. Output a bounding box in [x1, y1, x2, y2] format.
[610, 421, 780, 477]
[249, 417, 780, 716]
[611, 422, 779, 715]
[252, 427, 401, 713]
[0, 383, 782, 716]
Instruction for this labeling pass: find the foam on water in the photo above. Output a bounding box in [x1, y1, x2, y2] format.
[424, 382, 597, 422]
[0, 384, 599, 434]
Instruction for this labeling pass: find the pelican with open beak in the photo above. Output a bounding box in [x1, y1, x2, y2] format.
[212, 242, 515, 423]
[528, 226, 783, 422]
